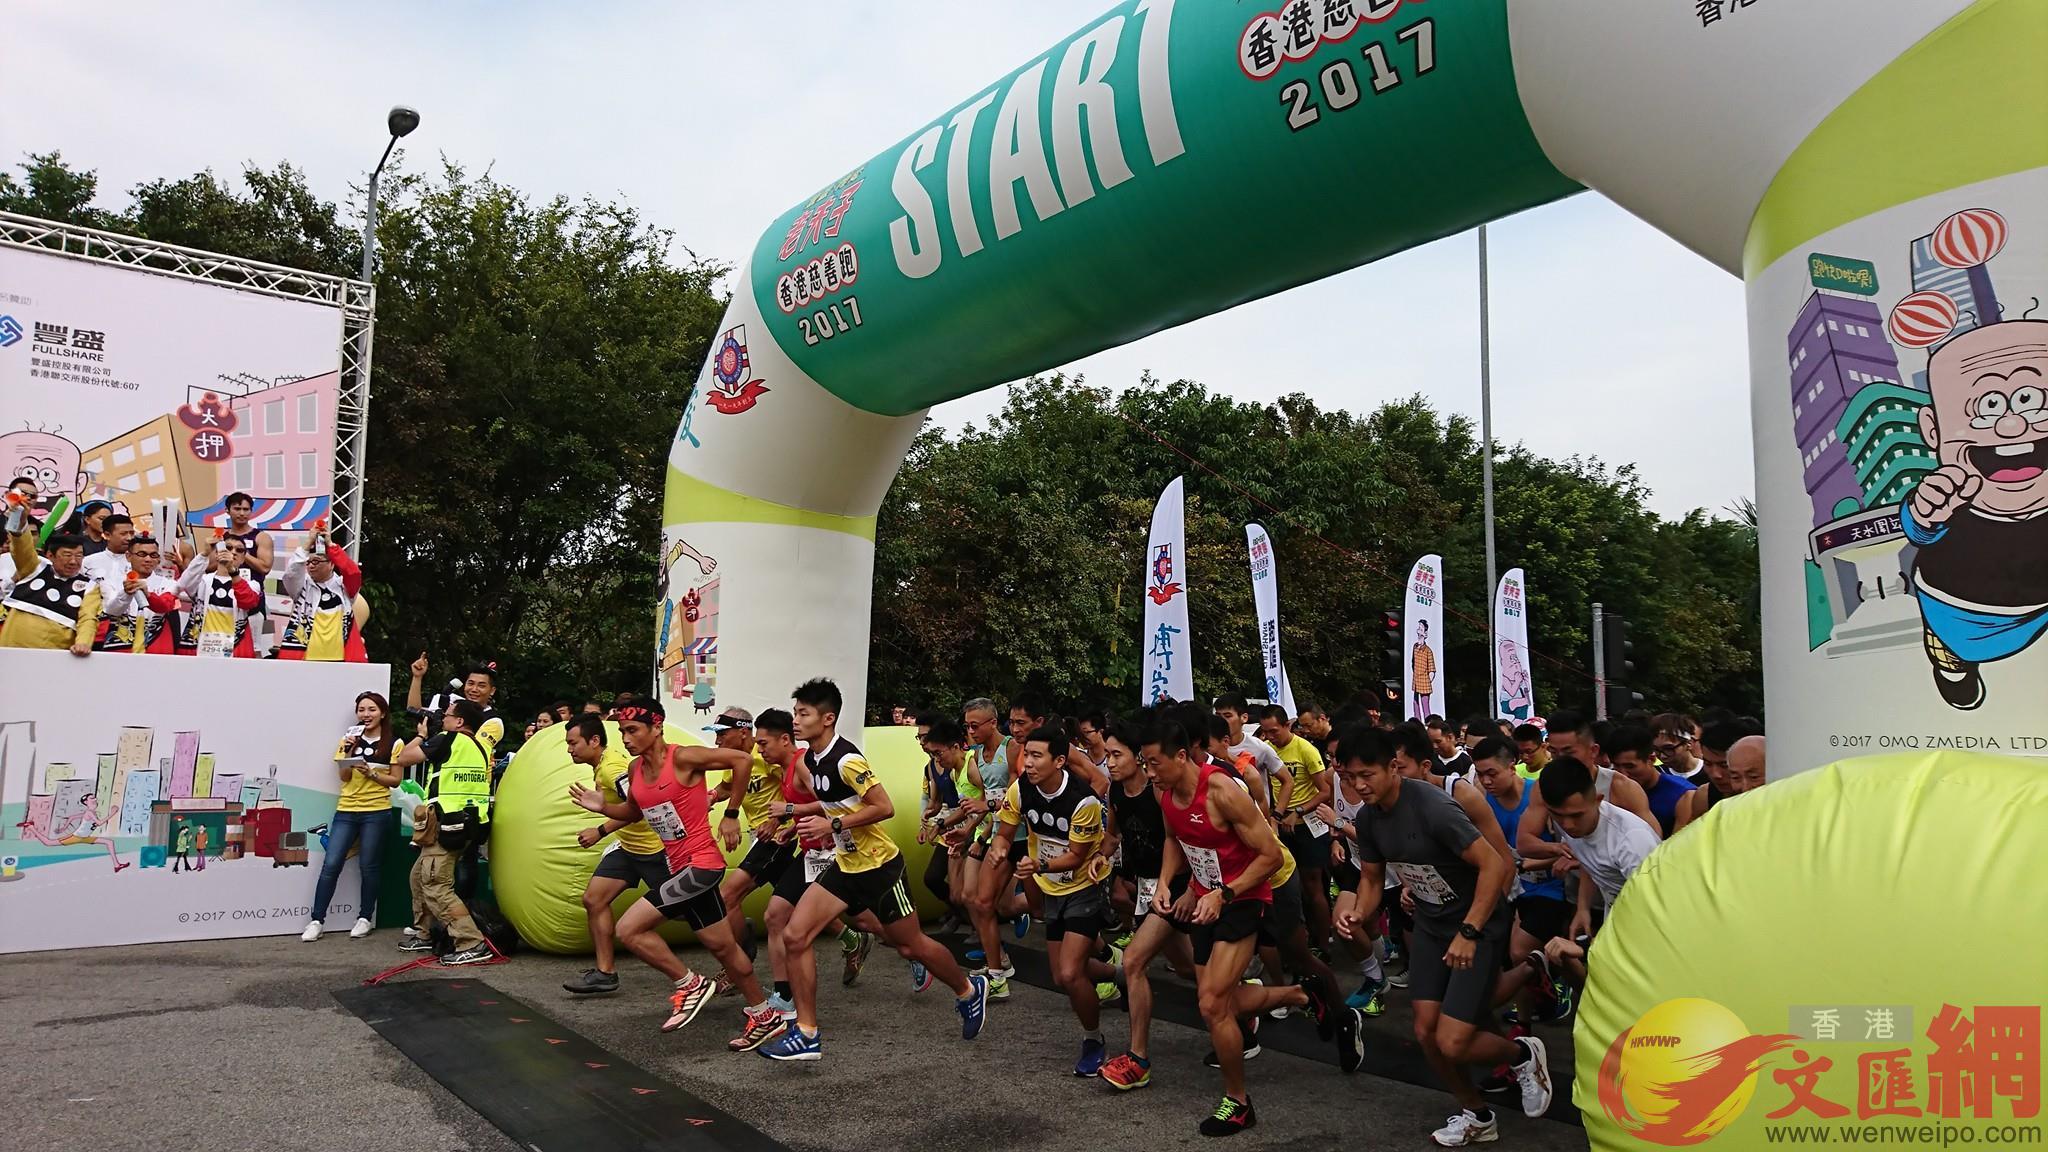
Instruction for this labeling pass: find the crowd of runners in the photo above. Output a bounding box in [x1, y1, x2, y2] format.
[549, 678, 1767, 1144]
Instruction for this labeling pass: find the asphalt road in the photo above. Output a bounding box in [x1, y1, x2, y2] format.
[3, 928, 1591, 1152]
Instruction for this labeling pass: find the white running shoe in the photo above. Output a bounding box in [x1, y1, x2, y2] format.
[350, 918, 373, 939]
[300, 922, 322, 943]
[1512, 1034, 1554, 1117]
[1431, 1110, 1500, 1146]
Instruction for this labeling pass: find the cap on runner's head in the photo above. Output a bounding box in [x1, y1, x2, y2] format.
[708, 706, 754, 733]
[614, 697, 666, 727]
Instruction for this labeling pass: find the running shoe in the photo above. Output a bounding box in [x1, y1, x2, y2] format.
[759, 1025, 822, 1062]
[1198, 1095, 1257, 1137]
[1336, 1007, 1365, 1075]
[986, 973, 1011, 1001]
[966, 947, 986, 963]
[1101, 1051, 1151, 1091]
[1345, 977, 1387, 1017]
[1095, 981, 1123, 1005]
[300, 922, 322, 942]
[841, 931, 874, 987]
[350, 917, 373, 939]
[1524, 949, 1558, 1005]
[1074, 1037, 1107, 1078]
[1388, 967, 1410, 990]
[1431, 1109, 1499, 1146]
[563, 968, 620, 995]
[1300, 970, 1337, 1041]
[909, 959, 933, 993]
[1112, 930, 1134, 951]
[958, 973, 990, 1040]
[662, 973, 715, 1033]
[1539, 983, 1575, 1023]
[440, 944, 494, 966]
[766, 992, 796, 1021]
[1480, 1069, 1516, 1096]
[1013, 913, 1032, 940]
[710, 968, 738, 997]
[1512, 1035, 1553, 1117]
[397, 937, 435, 954]
[728, 1003, 788, 1053]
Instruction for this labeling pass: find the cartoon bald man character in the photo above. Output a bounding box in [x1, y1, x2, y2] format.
[1902, 317, 2048, 710]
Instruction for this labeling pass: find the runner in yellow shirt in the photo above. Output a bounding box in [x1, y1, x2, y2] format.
[1257, 706, 1337, 953]
[562, 714, 670, 996]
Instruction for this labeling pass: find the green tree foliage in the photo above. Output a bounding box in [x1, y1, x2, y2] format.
[4, 153, 1760, 726]
[872, 376, 1763, 722]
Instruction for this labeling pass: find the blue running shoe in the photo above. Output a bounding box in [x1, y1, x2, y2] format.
[910, 959, 933, 993]
[966, 948, 986, 963]
[1074, 1037, 1107, 1078]
[1013, 913, 1032, 940]
[958, 973, 990, 1040]
[759, 1025, 822, 1062]
[1346, 977, 1388, 1017]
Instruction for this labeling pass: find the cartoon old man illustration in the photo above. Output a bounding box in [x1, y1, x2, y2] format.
[1902, 317, 2048, 709]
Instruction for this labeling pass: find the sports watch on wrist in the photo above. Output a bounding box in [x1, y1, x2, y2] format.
[1218, 883, 1236, 902]
[1457, 922, 1483, 941]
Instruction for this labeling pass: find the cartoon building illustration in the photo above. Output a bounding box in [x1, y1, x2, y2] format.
[1791, 206, 2044, 712]
[1787, 294, 1907, 529]
[657, 534, 720, 708]
[193, 371, 338, 531]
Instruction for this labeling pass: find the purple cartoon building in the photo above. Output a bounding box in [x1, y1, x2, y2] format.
[1785, 293, 1906, 527]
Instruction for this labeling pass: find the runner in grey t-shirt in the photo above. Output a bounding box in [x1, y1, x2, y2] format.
[1332, 726, 1551, 1144]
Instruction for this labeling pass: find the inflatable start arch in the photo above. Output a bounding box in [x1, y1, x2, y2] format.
[657, 0, 2046, 774]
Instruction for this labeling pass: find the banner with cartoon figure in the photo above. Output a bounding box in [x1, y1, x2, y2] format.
[1750, 169, 2048, 773]
[1402, 554, 1444, 721]
[0, 245, 344, 547]
[0, 649, 386, 954]
[1141, 476, 1191, 705]
[1244, 522, 1295, 716]
[1493, 567, 1534, 722]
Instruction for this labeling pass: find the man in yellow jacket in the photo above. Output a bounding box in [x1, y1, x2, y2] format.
[1, 527, 99, 654]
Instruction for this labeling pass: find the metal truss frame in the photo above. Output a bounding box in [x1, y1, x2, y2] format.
[0, 210, 376, 547]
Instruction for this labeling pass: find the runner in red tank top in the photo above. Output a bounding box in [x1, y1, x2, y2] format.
[569, 697, 787, 1048]
[1140, 716, 1341, 1139]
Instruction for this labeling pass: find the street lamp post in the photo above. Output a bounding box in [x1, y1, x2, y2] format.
[363, 105, 419, 282]
[340, 105, 417, 548]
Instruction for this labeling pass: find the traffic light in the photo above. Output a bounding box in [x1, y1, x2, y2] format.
[1602, 613, 1645, 715]
[1381, 608, 1404, 694]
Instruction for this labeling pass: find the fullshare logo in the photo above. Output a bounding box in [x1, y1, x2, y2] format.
[0, 315, 22, 347]
[1597, 997, 1798, 1145]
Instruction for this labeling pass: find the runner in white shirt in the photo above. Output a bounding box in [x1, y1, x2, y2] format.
[1528, 755, 1660, 993]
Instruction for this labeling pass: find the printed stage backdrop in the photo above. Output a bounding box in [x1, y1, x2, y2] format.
[0, 245, 345, 551]
[0, 650, 387, 953]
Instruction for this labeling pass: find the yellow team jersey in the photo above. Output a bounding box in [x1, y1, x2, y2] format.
[1275, 735, 1328, 812]
[998, 773, 1110, 897]
[1273, 838, 1297, 888]
[736, 751, 787, 833]
[805, 735, 899, 873]
[594, 745, 665, 857]
[332, 728, 394, 813]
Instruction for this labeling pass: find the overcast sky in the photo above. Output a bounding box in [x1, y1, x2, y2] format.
[2, 0, 1753, 519]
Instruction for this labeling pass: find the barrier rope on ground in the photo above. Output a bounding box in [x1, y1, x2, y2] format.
[1115, 410, 1600, 687]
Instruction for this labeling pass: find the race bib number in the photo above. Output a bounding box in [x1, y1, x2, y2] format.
[1388, 861, 1459, 905]
[197, 631, 233, 659]
[1182, 843, 1225, 890]
[1110, 843, 1124, 869]
[1136, 877, 1158, 916]
[1302, 811, 1330, 837]
[641, 800, 687, 843]
[1036, 837, 1074, 885]
[803, 848, 833, 883]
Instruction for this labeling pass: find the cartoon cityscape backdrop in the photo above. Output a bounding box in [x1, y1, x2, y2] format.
[3, 722, 313, 870]
[1788, 210, 2006, 656]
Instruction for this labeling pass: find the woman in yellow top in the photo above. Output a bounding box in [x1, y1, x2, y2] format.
[303, 692, 402, 942]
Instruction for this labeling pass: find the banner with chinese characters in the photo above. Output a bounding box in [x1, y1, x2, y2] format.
[1402, 554, 1444, 721]
[1244, 522, 1295, 716]
[0, 244, 344, 546]
[1493, 567, 1534, 722]
[1140, 476, 1192, 705]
